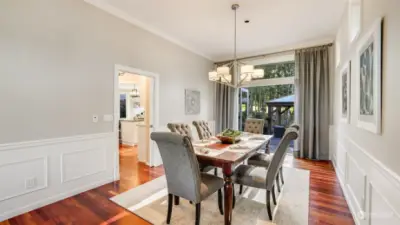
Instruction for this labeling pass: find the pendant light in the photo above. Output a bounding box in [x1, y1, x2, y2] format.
[208, 4, 264, 87]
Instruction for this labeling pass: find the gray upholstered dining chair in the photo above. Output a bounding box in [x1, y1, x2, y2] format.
[246, 124, 300, 192]
[151, 132, 225, 225]
[167, 123, 194, 140]
[244, 118, 265, 134]
[167, 123, 216, 172]
[191, 120, 218, 174]
[192, 120, 213, 140]
[289, 123, 300, 131]
[232, 128, 299, 221]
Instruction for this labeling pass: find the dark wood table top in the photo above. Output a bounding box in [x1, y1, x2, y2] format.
[193, 134, 272, 167]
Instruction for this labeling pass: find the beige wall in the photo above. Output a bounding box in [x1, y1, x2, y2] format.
[333, 0, 400, 175]
[0, 0, 214, 144]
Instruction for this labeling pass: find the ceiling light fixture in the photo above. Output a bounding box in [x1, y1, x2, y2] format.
[130, 84, 140, 98]
[208, 4, 264, 87]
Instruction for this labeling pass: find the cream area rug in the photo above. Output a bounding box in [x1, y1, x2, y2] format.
[111, 167, 309, 225]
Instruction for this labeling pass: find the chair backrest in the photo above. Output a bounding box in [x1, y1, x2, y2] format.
[192, 120, 213, 140]
[265, 127, 299, 190]
[151, 132, 202, 202]
[167, 123, 194, 140]
[289, 123, 300, 131]
[244, 118, 265, 134]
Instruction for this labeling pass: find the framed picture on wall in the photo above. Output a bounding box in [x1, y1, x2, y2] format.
[340, 61, 351, 123]
[185, 89, 201, 115]
[356, 17, 383, 134]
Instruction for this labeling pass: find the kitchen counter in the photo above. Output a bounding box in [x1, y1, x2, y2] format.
[120, 120, 144, 146]
[120, 118, 144, 122]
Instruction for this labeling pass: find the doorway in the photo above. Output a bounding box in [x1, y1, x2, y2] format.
[113, 65, 160, 180]
[238, 60, 296, 154]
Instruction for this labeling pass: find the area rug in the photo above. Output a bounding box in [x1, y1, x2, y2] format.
[111, 167, 309, 225]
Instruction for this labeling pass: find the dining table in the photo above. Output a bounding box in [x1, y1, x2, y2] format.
[192, 133, 272, 225]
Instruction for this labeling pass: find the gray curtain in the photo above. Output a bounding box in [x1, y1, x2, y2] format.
[215, 83, 234, 133]
[295, 46, 330, 160]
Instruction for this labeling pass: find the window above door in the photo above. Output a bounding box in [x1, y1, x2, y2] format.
[239, 53, 295, 88]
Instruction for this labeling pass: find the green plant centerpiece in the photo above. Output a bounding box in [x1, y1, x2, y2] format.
[217, 129, 242, 144]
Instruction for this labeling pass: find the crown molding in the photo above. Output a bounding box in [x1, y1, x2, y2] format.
[84, 0, 214, 61]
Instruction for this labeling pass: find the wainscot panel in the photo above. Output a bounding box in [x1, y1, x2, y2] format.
[0, 132, 117, 221]
[331, 126, 400, 225]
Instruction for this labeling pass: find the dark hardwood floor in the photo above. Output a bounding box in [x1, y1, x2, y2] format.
[1, 146, 354, 225]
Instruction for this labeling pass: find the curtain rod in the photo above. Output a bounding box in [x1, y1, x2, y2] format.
[215, 42, 333, 65]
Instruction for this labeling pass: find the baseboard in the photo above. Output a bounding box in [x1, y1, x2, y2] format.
[121, 141, 136, 146]
[332, 161, 359, 225]
[0, 177, 114, 221]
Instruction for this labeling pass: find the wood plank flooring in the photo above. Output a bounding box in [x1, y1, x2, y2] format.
[1, 145, 354, 225]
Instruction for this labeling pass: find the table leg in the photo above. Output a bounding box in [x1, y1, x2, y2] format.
[223, 165, 233, 225]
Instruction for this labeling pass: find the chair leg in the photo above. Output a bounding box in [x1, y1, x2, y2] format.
[218, 189, 224, 215]
[280, 167, 284, 185]
[214, 168, 218, 176]
[266, 191, 272, 221]
[174, 196, 180, 205]
[195, 203, 201, 225]
[275, 175, 281, 192]
[272, 186, 277, 205]
[239, 185, 243, 194]
[232, 185, 236, 209]
[167, 194, 173, 224]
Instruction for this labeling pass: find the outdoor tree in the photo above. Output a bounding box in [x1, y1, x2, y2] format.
[241, 61, 295, 130]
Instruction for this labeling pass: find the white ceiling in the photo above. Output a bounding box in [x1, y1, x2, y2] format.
[85, 0, 347, 61]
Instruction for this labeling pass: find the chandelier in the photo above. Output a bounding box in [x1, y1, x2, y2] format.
[130, 84, 140, 98]
[208, 4, 264, 86]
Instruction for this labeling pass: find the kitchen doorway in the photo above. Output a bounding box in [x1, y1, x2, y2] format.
[113, 65, 160, 180]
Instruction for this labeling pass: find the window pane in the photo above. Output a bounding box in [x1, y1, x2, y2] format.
[120, 94, 127, 119]
[253, 61, 295, 80]
[239, 84, 295, 133]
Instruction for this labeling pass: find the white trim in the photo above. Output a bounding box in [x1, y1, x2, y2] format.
[335, 29, 342, 68]
[331, 127, 400, 225]
[83, 0, 212, 61]
[332, 160, 360, 225]
[121, 141, 136, 146]
[368, 181, 400, 224]
[225, 37, 334, 62]
[60, 148, 107, 184]
[0, 157, 48, 202]
[0, 132, 116, 221]
[346, 137, 400, 186]
[114, 64, 160, 168]
[241, 52, 295, 66]
[346, 153, 367, 214]
[340, 61, 351, 124]
[0, 132, 113, 151]
[348, 0, 362, 44]
[240, 77, 295, 88]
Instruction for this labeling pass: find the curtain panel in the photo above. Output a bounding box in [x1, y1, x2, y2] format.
[295, 46, 330, 160]
[215, 83, 234, 134]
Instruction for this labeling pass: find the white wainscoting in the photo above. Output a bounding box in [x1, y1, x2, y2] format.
[330, 126, 400, 225]
[0, 132, 117, 221]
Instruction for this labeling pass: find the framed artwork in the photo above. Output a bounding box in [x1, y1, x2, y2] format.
[340, 61, 351, 123]
[356, 17, 383, 134]
[185, 89, 200, 115]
